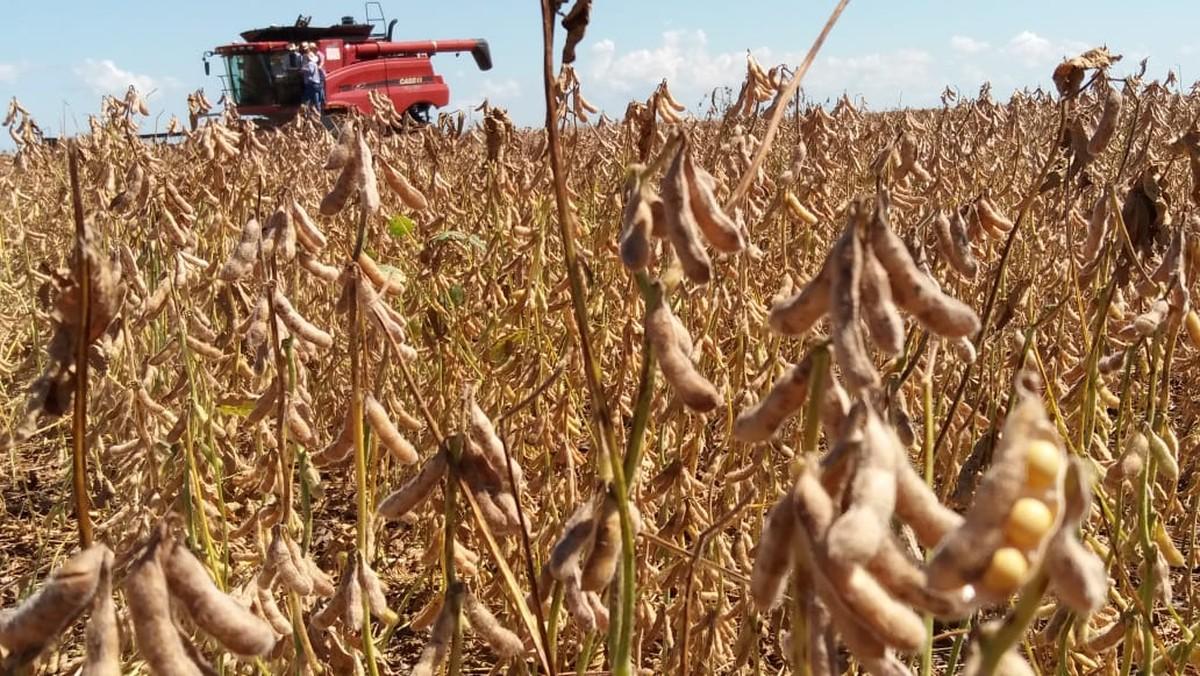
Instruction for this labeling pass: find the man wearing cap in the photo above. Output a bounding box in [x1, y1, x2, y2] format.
[300, 43, 324, 110]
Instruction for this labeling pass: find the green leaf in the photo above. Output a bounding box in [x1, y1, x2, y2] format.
[428, 229, 486, 252]
[448, 284, 466, 306]
[377, 264, 406, 287]
[388, 213, 415, 239]
[217, 402, 255, 418]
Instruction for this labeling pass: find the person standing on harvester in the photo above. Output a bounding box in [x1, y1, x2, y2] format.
[300, 43, 323, 110]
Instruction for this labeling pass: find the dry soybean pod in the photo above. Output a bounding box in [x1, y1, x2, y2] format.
[1087, 86, 1123, 156]
[464, 590, 525, 658]
[894, 456, 964, 548]
[828, 209, 880, 392]
[468, 400, 522, 487]
[163, 542, 275, 656]
[869, 195, 980, 338]
[255, 576, 293, 635]
[934, 210, 978, 279]
[218, 217, 261, 282]
[365, 394, 417, 464]
[659, 139, 713, 284]
[324, 118, 356, 170]
[734, 357, 812, 442]
[619, 170, 654, 272]
[791, 468, 927, 653]
[380, 158, 429, 211]
[291, 199, 328, 251]
[272, 289, 333, 349]
[314, 410, 354, 466]
[412, 583, 462, 676]
[124, 541, 204, 676]
[377, 450, 448, 520]
[826, 406, 899, 565]
[319, 147, 361, 216]
[356, 557, 398, 624]
[645, 293, 721, 411]
[355, 129, 380, 213]
[750, 492, 797, 612]
[683, 146, 744, 253]
[866, 535, 960, 618]
[81, 547, 119, 676]
[0, 544, 108, 659]
[860, 244, 905, 356]
[769, 256, 833, 336]
[267, 526, 313, 596]
[549, 502, 596, 581]
[580, 494, 622, 591]
[1045, 458, 1107, 615]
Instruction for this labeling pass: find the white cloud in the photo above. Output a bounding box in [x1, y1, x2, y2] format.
[584, 30, 948, 110]
[807, 49, 935, 106]
[588, 30, 755, 95]
[74, 59, 177, 96]
[1004, 31, 1088, 68]
[950, 36, 990, 55]
[1006, 31, 1054, 67]
[481, 78, 521, 99]
[0, 63, 21, 82]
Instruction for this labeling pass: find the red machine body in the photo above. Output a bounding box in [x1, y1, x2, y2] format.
[208, 15, 491, 123]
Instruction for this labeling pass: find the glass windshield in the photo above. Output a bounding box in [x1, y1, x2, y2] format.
[223, 52, 304, 107]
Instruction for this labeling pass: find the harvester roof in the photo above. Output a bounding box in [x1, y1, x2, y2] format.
[239, 22, 374, 44]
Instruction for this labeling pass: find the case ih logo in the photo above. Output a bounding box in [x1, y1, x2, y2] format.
[339, 76, 433, 92]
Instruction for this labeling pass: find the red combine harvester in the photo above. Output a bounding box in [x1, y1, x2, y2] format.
[204, 4, 491, 125]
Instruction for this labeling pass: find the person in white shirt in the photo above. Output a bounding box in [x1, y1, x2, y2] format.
[300, 43, 324, 110]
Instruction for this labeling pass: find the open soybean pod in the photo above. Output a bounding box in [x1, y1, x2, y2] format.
[926, 387, 1071, 606]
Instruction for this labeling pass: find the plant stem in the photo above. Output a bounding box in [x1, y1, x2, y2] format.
[67, 144, 93, 548]
[538, 3, 636, 672]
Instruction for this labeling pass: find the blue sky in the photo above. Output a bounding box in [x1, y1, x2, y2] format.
[2, 1, 1199, 143]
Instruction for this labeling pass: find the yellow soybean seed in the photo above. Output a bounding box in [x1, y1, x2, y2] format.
[982, 547, 1029, 595]
[1025, 440, 1061, 489]
[1005, 498, 1054, 549]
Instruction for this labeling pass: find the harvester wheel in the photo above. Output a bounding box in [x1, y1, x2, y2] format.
[406, 103, 433, 125]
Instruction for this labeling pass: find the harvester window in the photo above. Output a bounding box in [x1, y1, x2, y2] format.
[223, 53, 302, 107]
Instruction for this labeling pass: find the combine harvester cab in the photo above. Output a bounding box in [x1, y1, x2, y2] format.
[205, 3, 491, 125]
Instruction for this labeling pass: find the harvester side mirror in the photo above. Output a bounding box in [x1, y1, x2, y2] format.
[202, 51, 214, 76]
